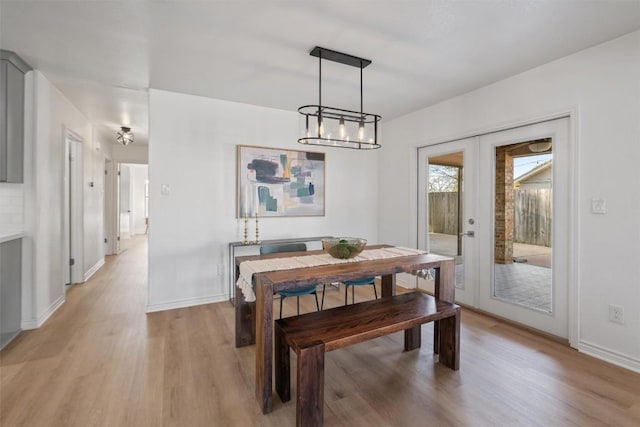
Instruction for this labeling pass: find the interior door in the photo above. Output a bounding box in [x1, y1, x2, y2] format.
[417, 137, 477, 306]
[119, 164, 131, 241]
[477, 118, 570, 339]
[115, 163, 121, 253]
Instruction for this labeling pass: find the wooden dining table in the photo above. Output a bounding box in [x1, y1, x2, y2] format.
[234, 244, 456, 414]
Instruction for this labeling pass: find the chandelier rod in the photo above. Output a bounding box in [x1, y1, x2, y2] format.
[360, 60, 363, 116]
[319, 49, 322, 108]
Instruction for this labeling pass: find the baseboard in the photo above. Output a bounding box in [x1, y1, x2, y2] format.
[578, 340, 640, 374]
[0, 330, 22, 351]
[21, 295, 65, 330]
[396, 272, 417, 289]
[146, 293, 228, 313]
[83, 258, 105, 282]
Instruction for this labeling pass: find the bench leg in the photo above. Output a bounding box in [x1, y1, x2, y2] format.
[297, 342, 325, 427]
[438, 308, 461, 370]
[404, 325, 421, 351]
[275, 323, 290, 402]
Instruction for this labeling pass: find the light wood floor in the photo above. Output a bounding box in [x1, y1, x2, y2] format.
[1, 236, 639, 426]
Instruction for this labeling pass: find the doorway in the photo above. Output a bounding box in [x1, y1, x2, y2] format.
[63, 129, 83, 287]
[104, 159, 116, 255]
[117, 163, 149, 252]
[418, 118, 573, 340]
[493, 141, 553, 311]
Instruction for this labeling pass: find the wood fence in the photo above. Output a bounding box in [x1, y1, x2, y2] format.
[514, 189, 552, 246]
[429, 189, 552, 247]
[428, 192, 459, 235]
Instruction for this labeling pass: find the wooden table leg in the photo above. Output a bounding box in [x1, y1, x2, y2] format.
[433, 259, 455, 354]
[235, 265, 255, 348]
[255, 278, 274, 414]
[435, 258, 456, 303]
[380, 273, 396, 297]
[438, 308, 461, 370]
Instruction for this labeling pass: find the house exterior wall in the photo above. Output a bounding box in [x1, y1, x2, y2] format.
[517, 166, 552, 190]
[495, 147, 514, 264]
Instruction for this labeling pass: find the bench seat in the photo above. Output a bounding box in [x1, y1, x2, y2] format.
[275, 291, 460, 426]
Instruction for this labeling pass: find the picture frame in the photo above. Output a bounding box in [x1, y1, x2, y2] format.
[237, 145, 325, 217]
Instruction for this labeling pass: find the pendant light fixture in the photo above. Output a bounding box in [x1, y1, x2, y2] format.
[116, 126, 134, 146]
[298, 47, 381, 150]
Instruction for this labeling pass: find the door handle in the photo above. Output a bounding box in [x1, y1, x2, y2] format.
[459, 231, 475, 237]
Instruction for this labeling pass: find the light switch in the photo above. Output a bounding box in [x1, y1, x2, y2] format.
[161, 184, 170, 195]
[591, 198, 606, 214]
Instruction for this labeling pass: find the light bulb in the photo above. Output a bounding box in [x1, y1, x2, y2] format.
[318, 116, 324, 137]
[358, 121, 364, 141]
[339, 117, 345, 138]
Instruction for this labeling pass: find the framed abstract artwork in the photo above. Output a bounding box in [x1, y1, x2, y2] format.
[237, 145, 325, 217]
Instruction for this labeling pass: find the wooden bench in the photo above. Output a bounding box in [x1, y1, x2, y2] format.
[274, 291, 460, 426]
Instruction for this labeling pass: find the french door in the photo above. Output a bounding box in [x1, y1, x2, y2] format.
[418, 118, 572, 339]
[417, 137, 478, 306]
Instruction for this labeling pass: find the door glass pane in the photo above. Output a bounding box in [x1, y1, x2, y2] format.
[428, 152, 464, 288]
[494, 140, 553, 312]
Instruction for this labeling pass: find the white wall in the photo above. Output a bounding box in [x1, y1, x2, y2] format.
[148, 90, 379, 311]
[83, 133, 107, 280]
[111, 143, 148, 164]
[0, 184, 23, 228]
[22, 70, 106, 327]
[381, 31, 640, 371]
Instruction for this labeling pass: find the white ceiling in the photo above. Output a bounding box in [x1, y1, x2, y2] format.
[2, 1, 640, 147]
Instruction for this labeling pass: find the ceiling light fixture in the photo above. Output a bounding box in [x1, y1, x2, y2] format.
[116, 126, 134, 146]
[298, 47, 381, 150]
[528, 140, 552, 153]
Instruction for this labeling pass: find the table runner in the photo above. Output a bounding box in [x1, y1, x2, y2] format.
[236, 246, 426, 302]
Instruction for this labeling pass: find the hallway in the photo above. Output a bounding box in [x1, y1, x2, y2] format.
[0, 235, 155, 425]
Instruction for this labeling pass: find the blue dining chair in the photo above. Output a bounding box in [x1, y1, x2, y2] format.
[320, 277, 378, 309]
[343, 277, 378, 305]
[260, 243, 320, 319]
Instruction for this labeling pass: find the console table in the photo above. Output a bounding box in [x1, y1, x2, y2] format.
[227, 236, 333, 305]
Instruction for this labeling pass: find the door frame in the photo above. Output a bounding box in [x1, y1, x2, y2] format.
[103, 158, 117, 255]
[103, 160, 149, 256]
[63, 128, 84, 287]
[414, 109, 579, 347]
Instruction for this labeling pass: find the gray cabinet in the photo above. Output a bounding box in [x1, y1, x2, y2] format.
[0, 238, 22, 349]
[0, 50, 31, 183]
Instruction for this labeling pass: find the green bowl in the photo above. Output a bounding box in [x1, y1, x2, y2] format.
[322, 238, 367, 259]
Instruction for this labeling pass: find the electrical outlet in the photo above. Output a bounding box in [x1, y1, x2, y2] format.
[609, 304, 624, 324]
